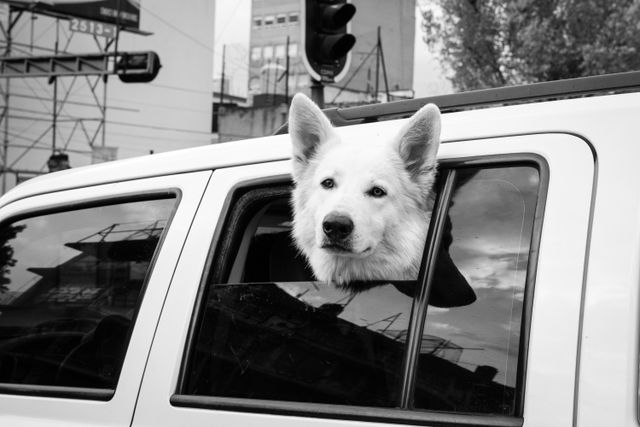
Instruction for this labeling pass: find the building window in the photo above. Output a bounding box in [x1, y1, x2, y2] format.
[275, 44, 286, 59]
[263, 45, 274, 60]
[276, 14, 286, 25]
[289, 12, 299, 23]
[264, 15, 274, 26]
[288, 42, 298, 58]
[253, 17, 262, 28]
[251, 47, 262, 62]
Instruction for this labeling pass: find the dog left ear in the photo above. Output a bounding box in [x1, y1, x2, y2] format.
[395, 103, 441, 189]
[288, 93, 336, 180]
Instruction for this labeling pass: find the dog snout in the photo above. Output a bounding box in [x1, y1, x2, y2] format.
[322, 213, 354, 241]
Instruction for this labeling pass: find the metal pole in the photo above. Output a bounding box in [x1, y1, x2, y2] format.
[52, 18, 59, 152]
[378, 27, 391, 102]
[219, 44, 226, 107]
[102, 74, 108, 148]
[2, 9, 12, 193]
[273, 59, 279, 106]
[218, 44, 226, 142]
[285, 36, 290, 104]
[310, 78, 324, 108]
[374, 26, 381, 103]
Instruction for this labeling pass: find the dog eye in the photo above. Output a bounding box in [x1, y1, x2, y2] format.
[321, 178, 335, 189]
[368, 186, 387, 198]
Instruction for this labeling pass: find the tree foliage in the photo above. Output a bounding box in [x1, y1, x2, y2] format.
[0, 224, 25, 294]
[422, 0, 640, 90]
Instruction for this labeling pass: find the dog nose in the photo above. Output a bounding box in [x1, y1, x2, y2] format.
[323, 213, 354, 241]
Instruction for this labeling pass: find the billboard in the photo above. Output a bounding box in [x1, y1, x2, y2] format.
[5, 0, 141, 29]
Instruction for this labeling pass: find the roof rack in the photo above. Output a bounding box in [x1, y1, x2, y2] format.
[275, 71, 640, 134]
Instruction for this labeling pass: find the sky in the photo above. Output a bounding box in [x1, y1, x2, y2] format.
[212, 0, 452, 98]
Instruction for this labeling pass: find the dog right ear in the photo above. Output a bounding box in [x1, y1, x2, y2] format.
[288, 93, 336, 180]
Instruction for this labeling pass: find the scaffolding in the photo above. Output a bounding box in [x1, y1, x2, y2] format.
[0, 2, 151, 193]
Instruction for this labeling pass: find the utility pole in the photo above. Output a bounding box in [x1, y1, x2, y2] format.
[285, 35, 290, 104]
[2, 8, 12, 194]
[218, 44, 226, 142]
[273, 59, 278, 106]
[310, 79, 324, 108]
[219, 44, 226, 108]
[378, 26, 390, 102]
[51, 18, 59, 152]
[375, 27, 380, 102]
[374, 26, 390, 102]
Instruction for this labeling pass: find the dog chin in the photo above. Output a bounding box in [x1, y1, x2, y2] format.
[320, 243, 373, 259]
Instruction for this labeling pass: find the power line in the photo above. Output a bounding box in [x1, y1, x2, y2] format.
[12, 82, 211, 113]
[6, 113, 212, 136]
[148, 83, 212, 96]
[140, 5, 213, 53]
[10, 91, 139, 112]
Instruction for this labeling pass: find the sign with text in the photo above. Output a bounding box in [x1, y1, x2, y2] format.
[70, 18, 117, 38]
[6, 0, 140, 29]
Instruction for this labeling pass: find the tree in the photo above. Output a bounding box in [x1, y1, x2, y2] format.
[422, 0, 640, 91]
[0, 224, 25, 294]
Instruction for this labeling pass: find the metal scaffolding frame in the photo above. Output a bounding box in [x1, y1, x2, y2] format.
[0, 3, 130, 193]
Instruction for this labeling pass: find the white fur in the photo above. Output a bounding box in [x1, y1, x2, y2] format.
[289, 93, 441, 284]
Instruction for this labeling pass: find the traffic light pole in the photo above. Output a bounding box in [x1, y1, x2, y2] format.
[310, 78, 325, 108]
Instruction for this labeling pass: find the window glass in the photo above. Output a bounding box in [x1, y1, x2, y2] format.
[250, 47, 261, 62]
[414, 166, 539, 415]
[264, 15, 274, 26]
[275, 44, 286, 59]
[0, 197, 175, 390]
[263, 45, 274, 60]
[288, 42, 298, 58]
[276, 14, 286, 25]
[253, 17, 262, 28]
[183, 163, 541, 416]
[183, 280, 413, 406]
[289, 12, 299, 23]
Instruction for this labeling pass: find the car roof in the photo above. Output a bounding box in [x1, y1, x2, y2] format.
[3, 83, 640, 208]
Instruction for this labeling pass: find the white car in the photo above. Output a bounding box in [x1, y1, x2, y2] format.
[0, 72, 639, 427]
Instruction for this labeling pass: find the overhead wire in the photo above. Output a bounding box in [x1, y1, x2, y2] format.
[2, 6, 220, 163]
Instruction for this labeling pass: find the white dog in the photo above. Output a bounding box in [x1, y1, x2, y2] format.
[289, 93, 441, 284]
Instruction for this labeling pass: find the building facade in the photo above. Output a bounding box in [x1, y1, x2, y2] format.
[248, 0, 416, 105]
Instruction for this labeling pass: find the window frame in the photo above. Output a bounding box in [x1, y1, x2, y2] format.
[0, 190, 182, 401]
[172, 154, 549, 426]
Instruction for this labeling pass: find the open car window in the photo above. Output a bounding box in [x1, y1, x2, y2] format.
[179, 162, 542, 419]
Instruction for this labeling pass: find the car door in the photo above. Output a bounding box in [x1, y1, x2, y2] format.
[0, 171, 210, 427]
[133, 131, 594, 427]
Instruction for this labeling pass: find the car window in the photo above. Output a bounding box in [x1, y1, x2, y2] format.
[183, 280, 413, 406]
[0, 197, 176, 391]
[413, 166, 539, 415]
[180, 163, 541, 418]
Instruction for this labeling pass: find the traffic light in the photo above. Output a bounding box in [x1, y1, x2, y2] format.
[301, 0, 356, 83]
[117, 51, 162, 83]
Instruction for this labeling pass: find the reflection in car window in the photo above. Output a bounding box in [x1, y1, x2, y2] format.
[414, 166, 539, 415]
[0, 197, 175, 390]
[183, 164, 541, 417]
[184, 281, 413, 406]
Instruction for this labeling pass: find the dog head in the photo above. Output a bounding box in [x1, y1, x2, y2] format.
[289, 93, 441, 283]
